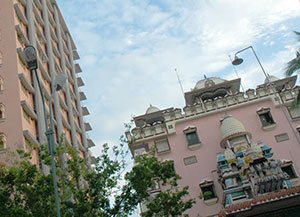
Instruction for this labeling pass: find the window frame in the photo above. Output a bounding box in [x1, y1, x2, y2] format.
[183, 126, 201, 149]
[0, 76, 3, 93]
[183, 155, 197, 166]
[275, 133, 289, 143]
[155, 138, 170, 154]
[199, 180, 218, 205]
[0, 133, 6, 151]
[257, 107, 276, 130]
[0, 103, 5, 119]
[281, 163, 298, 179]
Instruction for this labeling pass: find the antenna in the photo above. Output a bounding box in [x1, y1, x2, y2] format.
[228, 55, 245, 92]
[175, 68, 184, 96]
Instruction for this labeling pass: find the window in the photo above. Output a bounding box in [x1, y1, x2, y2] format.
[0, 133, 6, 150]
[183, 126, 201, 149]
[186, 131, 200, 145]
[0, 76, 3, 92]
[275, 133, 289, 143]
[155, 138, 170, 154]
[282, 164, 297, 179]
[183, 155, 197, 166]
[148, 178, 161, 193]
[0, 104, 5, 119]
[257, 107, 275, 128]
[199, 180, 217, 203]
[134, 147, 146, 157]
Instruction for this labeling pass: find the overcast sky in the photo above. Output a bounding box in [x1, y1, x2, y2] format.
[56, 0, 300, 159]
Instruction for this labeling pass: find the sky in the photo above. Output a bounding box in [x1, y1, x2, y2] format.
[56, 0, 300, 160]
[55, 0, 300, 215]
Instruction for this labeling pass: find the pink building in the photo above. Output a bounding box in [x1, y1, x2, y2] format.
[126, 75, 300, 216]
[0, 0, 95, 168]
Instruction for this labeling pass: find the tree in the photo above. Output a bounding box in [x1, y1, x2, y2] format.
[125, 150, 195, 217]
[0, 136, 195, 217]
[285, 31, 300, 107]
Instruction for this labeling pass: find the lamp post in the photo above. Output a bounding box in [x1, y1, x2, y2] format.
[232, 45, 300, 145]
[24, 46, 66, 217]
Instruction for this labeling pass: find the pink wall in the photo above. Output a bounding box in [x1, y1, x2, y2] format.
[140, 97, 300, 216]
[0, 1, 27, 164]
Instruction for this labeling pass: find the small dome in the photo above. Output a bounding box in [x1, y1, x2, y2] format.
[194, 77, 227, 90]
[145, 105, 160, 114]
[220, 115, 251, 147]
[264, 75, 279, 84]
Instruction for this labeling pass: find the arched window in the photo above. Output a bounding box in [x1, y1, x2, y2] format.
[0, 133, 6, 150]
[0, 51, 2, 65]
[0, 76, 3, 92]
[0, 104, 5, 119]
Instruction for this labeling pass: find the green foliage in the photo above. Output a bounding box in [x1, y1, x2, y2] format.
[285, 31, 300, 108]
[203, 191, 213, 200]
[0, 158, 56, 217]
[125, 149, 195, 217]
[0, 132, 195, 217]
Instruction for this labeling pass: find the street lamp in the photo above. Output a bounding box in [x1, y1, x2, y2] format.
[24, 45, 66, 217]
[232, 45, 300, 145]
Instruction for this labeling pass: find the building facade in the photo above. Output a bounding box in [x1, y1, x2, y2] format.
[126, 75, 300, 216]
[0, 0, 94, 168]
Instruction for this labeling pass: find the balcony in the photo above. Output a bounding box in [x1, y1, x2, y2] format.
[14, 3, 28, 25]
[77, 77, 84, 87]
[75, 63, 82, 73]
[84, 122, 92, 131]
[15, 25, 30, 46]
[33, 0, 42, 9]
[79, 91, 87, 101]
[33, 3, 44, 26]
[21, 100, 37, 120]
[37, 57, 51, 82]
[58, 94, 68, 110]
[36, 37, 48, 63]
[73, 50, 80, 60]
[87, 138, 96, 148]
[16, 48, 27, 66]
[35, 22, 46, 44]
[82, 106, 90, 116]
[23, 130, 39, 147]
[52, 40, 60, 58]
[18, 73, 34, 93]
[63, 41, 69, 55]
[61, 112, 71, 130]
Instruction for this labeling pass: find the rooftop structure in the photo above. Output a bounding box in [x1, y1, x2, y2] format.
[126, 74, 300, 216]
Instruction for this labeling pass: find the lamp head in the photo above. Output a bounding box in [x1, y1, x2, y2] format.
[54, 74, 67, 91]
[232, 55, 243, 65]
[23, 46, 38, 70]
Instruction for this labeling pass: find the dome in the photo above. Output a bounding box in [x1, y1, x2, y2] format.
[145, 105, 160, 114]
[220, 115, 251, 147]
[194, 77, 227, 90]
[264, 75, 279, 84]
